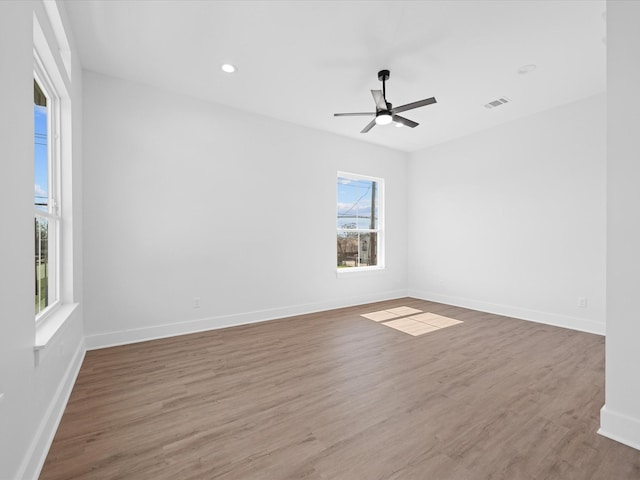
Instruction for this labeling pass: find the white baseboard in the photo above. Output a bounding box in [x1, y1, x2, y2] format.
[408, 289, 605, 336]
[17, 339, 86, 480]
[599, 405, 640, 451]
[86, 290, 408, 350]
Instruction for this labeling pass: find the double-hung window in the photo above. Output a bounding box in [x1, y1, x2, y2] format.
[337, 172, 384, 270]
[34, 60, 60, 319]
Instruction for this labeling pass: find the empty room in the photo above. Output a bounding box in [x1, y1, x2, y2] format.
[2, 0, 640, 478]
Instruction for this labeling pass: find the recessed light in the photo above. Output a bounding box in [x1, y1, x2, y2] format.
[221, 63, 236, 73]
[517, 64, 537, 75]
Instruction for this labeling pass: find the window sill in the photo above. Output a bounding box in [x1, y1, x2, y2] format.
[35, 302, 78, 351]
[336, 266, 386, 278]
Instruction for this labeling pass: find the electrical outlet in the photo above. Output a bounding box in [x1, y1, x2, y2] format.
[193, 297, 201, 309]
[577, 297, 587, 308]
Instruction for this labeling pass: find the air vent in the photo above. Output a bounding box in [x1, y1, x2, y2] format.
[484, 97, 511, 109]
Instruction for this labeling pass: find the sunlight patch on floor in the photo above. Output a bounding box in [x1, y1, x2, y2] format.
[360, 307, 463, 336]
[383, 318, 440, 336]
[360, 306, 423, 322]
[385, 306, 423, 316]
[360, 310, 402, 322]
[408, 312, 463, 328]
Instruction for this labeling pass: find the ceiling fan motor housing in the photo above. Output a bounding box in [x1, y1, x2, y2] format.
[378, 69, 390, 82]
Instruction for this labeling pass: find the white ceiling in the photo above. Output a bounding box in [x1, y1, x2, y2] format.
[63, 0, 606, 153]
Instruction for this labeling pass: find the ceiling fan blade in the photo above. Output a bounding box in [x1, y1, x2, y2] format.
[392, 115, 419, 128]
[371, 90, 387, 110]
[360, 118, 377, 133]
[334, 112, 376, 117]
[391, 97, 437, 114]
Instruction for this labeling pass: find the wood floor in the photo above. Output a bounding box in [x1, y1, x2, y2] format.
[41, 298, 640, 479]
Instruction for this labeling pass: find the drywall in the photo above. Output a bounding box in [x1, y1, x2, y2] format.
[82, 72, 408, 348]
[0, 2, 85, 479]
[599, 0, 640, 451]
[407, 93, 606, 334]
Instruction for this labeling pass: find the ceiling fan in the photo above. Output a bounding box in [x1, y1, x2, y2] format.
[334, 69, 437, 133]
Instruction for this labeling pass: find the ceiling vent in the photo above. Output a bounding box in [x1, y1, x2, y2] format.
[484, 97, 511, 109]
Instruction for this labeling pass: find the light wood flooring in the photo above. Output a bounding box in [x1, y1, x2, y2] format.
[41, 298, 640, 479]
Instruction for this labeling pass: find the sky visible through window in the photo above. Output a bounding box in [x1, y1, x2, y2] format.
[337, 176, 378, 230]
[34, 102, 48, 209]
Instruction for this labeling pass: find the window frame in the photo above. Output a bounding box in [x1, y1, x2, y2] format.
[336, 171, 385, 272]
[34, 51, 61, 323]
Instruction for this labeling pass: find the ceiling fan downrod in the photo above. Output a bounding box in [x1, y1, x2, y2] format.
[378, 69, 390, 103]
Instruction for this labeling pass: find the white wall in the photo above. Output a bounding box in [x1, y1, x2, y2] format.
[599, 0, 640, 451]
[0, 1, 84, 479]
[407, 94, 606, 334]
[83, 71, 408, 348]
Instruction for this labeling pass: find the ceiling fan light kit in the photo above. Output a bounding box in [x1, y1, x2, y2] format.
[334, 69, 437, 133]
[375, 113, 393, 125]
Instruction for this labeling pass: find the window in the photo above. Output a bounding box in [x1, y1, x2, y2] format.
[32, 7, 78, 351]
[337, 172, 384, 270]
[34, 62, 60, 319]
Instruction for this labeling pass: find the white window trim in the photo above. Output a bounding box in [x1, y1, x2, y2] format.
[336, 171, 385, 274]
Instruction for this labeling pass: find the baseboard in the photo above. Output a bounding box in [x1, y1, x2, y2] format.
[408, 289, 605, 336]
[16, 338, 86, 480]
[599, 405, 640, 451]
[86, 290, 408, 350]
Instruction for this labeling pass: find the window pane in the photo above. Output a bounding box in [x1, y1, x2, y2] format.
[361, 232, 377, 266]
[337, 231, 358, 268]
[35, 217, 49, 315]
[337, 177, 378, 230]
[34, 80, 48, 212]
[337, 232, 378, 268]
